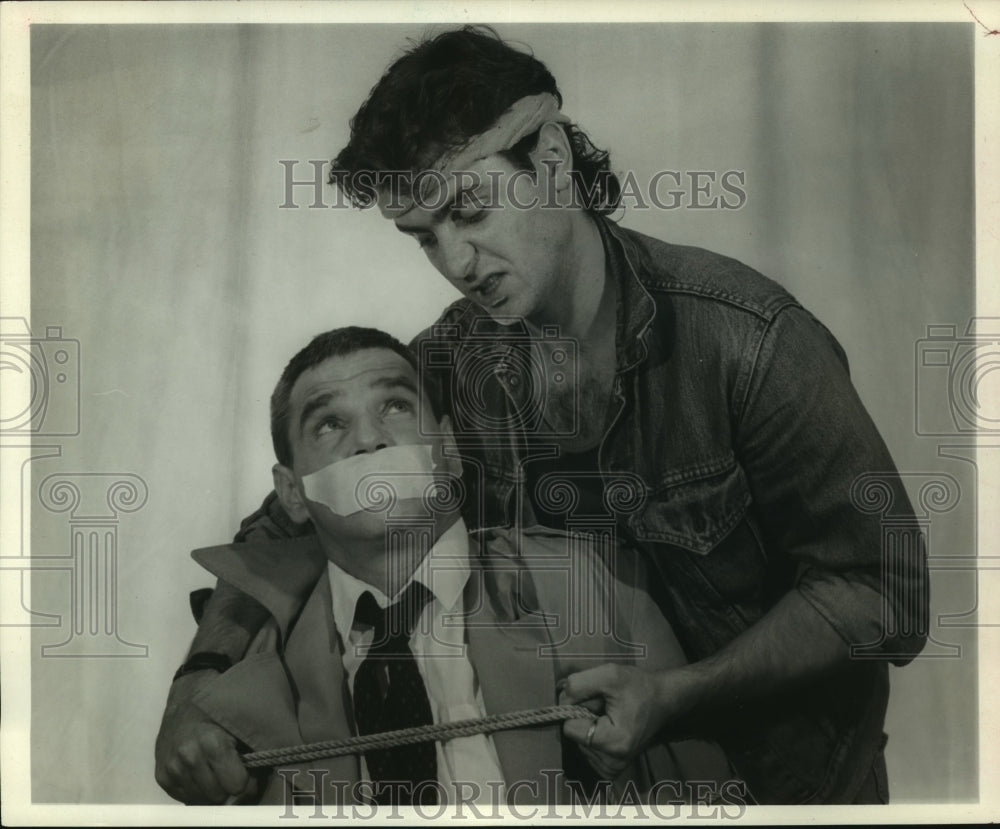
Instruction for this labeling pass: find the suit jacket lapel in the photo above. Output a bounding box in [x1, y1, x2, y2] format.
[276, 568, 361, 804]
[193, 544, 362, 806]
[190, 537, 326, 754]
[465, 545, 565, 801]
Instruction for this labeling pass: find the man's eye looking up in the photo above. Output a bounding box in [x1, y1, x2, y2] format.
[315, 417, 344, 437]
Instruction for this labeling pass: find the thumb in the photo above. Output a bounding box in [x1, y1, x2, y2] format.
[557, 664, 619, 705]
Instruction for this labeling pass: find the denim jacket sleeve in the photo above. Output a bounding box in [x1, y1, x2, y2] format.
[735, 305, 927, 665]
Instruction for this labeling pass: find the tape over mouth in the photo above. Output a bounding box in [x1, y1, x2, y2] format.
[376, 92, 571, 220]
[302, 444, 441, 516]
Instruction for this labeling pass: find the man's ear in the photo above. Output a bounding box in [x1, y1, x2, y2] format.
[530, 121, 575, 201]
[436, 415, 464, 479]
[272, 463, 311, 524]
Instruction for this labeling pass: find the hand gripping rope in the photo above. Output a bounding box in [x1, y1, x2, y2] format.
[240, 704, 594, 768]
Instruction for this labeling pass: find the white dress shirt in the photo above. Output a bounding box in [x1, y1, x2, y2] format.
[327, 517, 506, 804]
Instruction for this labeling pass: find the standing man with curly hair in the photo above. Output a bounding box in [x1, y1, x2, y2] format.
[156, 25, 926, 806]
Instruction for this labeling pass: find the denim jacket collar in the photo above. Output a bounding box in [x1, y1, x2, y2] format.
[595, 216, 659, 375]
[486, 216, 658, 393]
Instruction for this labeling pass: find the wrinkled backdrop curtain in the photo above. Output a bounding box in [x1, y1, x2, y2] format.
[28, 23, 975, 803]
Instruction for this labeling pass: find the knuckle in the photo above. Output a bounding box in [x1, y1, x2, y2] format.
[200, 731, 230, 756]
[225, 777, 249, 796]
[198, 726, 221, 745]
[176, 743, 203, 767]
[165, 759, 189, 781]
[225, 768, 250, 791]
[605, 738, 629, 760]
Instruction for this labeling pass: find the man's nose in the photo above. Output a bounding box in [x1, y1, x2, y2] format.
[351, 416, 392, 455]
[439, 234, 477, 285]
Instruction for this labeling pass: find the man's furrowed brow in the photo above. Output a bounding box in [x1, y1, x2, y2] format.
[394, 193, 470, 234]
[395, 211, 445, 235]
[370, 373, 420, 397]
[298, 391, 339, 433]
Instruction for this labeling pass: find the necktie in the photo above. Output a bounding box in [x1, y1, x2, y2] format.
[352, 581, 438, 805]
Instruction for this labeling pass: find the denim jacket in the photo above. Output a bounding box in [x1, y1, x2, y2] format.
[405, 217, 927, 803]
[238, 218, 925, 803]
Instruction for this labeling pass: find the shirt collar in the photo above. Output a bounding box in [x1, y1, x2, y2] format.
[327, 517, 470, 638]
[593, 216, 657, 373]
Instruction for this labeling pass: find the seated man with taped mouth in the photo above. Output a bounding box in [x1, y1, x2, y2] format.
[168, 326, 740, 807]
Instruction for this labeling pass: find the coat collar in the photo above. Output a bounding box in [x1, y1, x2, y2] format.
[595, 216, 658, 374]
[192, 535, 327, 646]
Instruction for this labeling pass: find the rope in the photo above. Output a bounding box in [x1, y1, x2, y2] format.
[241, 703, 594, 769]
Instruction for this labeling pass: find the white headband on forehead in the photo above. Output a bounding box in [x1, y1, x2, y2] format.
[376, 92, 571, 219]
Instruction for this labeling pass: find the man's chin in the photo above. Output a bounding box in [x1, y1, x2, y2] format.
[478, 305, 532, 329]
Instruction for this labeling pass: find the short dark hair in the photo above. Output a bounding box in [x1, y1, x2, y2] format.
[330, 25, 621, 215]
[270, 326, 443, 467]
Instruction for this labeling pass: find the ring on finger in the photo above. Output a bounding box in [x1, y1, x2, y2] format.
[585, 719, 598, 749]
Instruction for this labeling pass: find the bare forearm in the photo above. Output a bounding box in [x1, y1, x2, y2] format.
[186, 578, 269, 663]
[560, 586, 863, 778]
[661, 589, 850, 736]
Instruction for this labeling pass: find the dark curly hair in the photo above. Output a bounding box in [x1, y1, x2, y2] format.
[330, 25, 621, 215]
